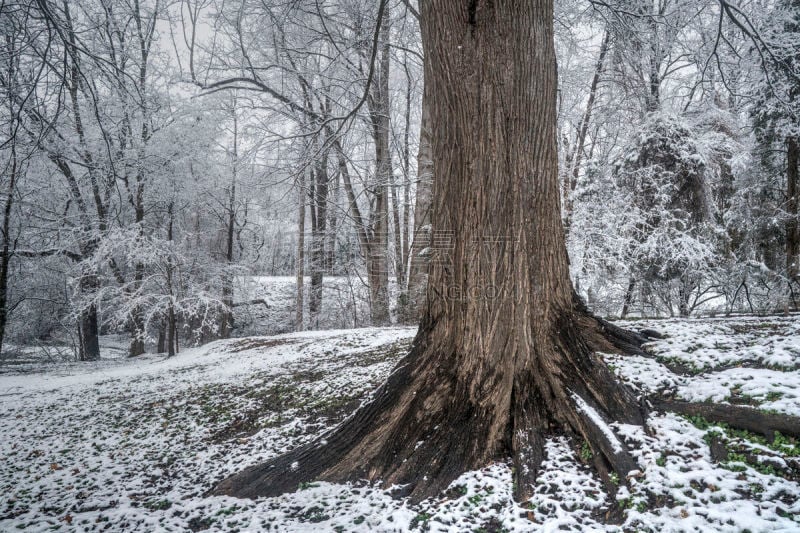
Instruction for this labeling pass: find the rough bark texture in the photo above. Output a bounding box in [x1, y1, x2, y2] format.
[213, 0, 647, 504]
[295, 172, 306, 331]
[787, 135, 799, 307]
[0, 141, 17, 355]
[404, 83, 433, 323]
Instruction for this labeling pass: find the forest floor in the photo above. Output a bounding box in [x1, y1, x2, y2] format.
[0, 316, 799, 532]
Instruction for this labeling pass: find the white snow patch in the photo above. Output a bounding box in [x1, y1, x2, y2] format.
[571, 391, 624, 454]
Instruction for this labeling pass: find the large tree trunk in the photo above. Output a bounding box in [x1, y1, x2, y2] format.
[214, 0, 646, 504]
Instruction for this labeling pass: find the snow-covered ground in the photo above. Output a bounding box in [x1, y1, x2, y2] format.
[1, 316, 798, 532]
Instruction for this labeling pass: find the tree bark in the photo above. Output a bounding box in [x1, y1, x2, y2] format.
[78, 301, 101, 361]
[400, 57, 413, 288]
[621, 277, 636, 318]
[650, 397, 800, 440]
[787, 135, 799, 310]
[563, 31, 609, 238]
[220, 105, 238, 338]
[309, 147, 329, 329]
[295, 172, 306, 331]
[0, 140, 18, 356]
[213, 0, 647, 504]
[128, 0, 158, 356]
[166, 200, 176, 357]
[390, 166, 405, 288]
[365, 5, 392, 326]
[404, 82, 433, 323]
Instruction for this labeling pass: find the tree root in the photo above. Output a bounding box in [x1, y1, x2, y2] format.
[211, 309, 797, 518]
[649, 396, 800, 440]
[212, 311, 651, 507]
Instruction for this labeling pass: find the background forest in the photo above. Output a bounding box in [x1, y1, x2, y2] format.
[1, 0, 799, 361]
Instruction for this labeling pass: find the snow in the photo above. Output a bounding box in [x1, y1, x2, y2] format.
[1, 316, 799, 531]
[623, 315, 800, 372]
[607, 315, 800, 415]
[571, 392, 624, 454]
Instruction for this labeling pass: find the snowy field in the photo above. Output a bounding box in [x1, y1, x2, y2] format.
[1, 316, 799, 532]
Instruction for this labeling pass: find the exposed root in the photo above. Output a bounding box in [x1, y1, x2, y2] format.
[593, 316, 651, 356]
[571, 293, 661, 356]
[510, 385, 546, 502]
[650, 396, 800, 440]
[211, 305, 797, 529]
[211, 344, 421, 499]
[212, 311, 653, 508]
[567, 392, 640, 488]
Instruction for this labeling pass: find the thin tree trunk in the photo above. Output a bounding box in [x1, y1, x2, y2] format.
[295, 172, 306, 331]
[678, 279, 691, 318]
[401, 59, 413, 286]
[404, 83, 433, 323]
[79, 302, 101, 361]
[327, 170, 340, 273]
[128, 2, 157, 356]
[621, 277, 636, 318]
[644, 3, 662, 113]
[157, 322, 166, 354]
[128, 207, 146, 357]
[366, 6, 392, 326]
[390, 168, 404, 287]
[221, 105, 238, 338]
[309, 147, 329, 329]
[166, 200, 176, 357]
[167, 303, 176, 357]
[0, 141, 17, 355]
[564, 31, 609, 237]
[394, 59, 414, 317]
[786, 135, 799, 310]
[127, 123, 148, 357]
